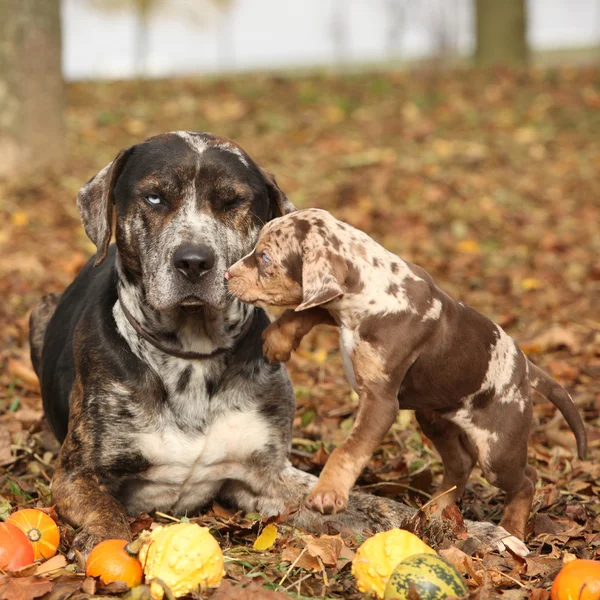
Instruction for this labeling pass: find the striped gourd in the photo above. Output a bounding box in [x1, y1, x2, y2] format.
[383, 553, 468, 600]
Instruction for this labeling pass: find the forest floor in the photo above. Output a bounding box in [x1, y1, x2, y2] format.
[0, 66, 599, 599]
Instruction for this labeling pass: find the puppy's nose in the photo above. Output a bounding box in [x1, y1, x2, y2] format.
[172, 243, 215, 283]
[224, 271, 230, 281]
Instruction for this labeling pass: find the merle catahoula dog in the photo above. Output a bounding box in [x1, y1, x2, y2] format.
[226, 208, 587, 540]
[30, 132, 528, 559]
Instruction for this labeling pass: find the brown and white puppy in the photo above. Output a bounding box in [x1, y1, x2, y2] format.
[226, 208, 587, 540]
[31, 134, 529, 559]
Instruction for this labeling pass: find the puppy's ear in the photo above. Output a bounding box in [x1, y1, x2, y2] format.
[262, 169, 296, 218]
[76, 147, 133, 267]
[295, 248, 346, 312]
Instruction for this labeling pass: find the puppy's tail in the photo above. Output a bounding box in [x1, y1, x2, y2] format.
[529, 360, 587, 459]
[29, 292, 61, 378]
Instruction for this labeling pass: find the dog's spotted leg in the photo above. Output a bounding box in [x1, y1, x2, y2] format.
[416, 410, 478, 514]
[52, 464, 131, 560]
[262, 307, 336, 362]
[451, 389, 535, 540]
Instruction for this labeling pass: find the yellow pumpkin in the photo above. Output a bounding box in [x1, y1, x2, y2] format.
[352, 529, 437, 598]
[139, 523, 225, 599]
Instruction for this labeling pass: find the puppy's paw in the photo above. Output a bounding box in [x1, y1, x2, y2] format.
[305, 488, 348, 515]
[262, 326, 295, 363]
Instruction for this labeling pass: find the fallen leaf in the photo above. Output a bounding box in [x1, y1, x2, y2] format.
[300, 534, 344, 566]
[81, 578, 96, 596]
[11, 212, 29, 227]
[281, 546, 320, 571]
[0, 429, 12, 466]
[253, 523, 278, 551]
[442, 504, 467, 536]
[6, 359, 40, 393]
[521, 278, 542, 291]
[212, 580, 289, 599]
[456, 239, 481, 254]
[34, 556, 67, 577]
[521, 326, 582, 355]
[439, 547, 474, 575]
[0, 575, 52, 600]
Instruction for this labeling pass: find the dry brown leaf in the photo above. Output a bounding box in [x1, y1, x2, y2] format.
[0, 427, 13, 466]
[212, 580, 289, 599]
[281, 546, 321, 571]
[81, 578, 96, 596]
[442, 504, 468, 536]
[34, 555, 67, 577]
[520, 326, 582, 356]
[0, 576, 52, 600]
[300, 534, 344, 566]
[439, 546, 474, 575]
[6, 359, 40, 392]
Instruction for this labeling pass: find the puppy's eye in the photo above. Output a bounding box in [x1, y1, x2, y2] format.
[145, 194, 162, 206]
[261, 252, 271, 264]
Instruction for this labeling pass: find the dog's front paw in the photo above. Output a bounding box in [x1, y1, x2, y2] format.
[67, 530, 102, 565]
[67, 521, 132, 565]
[262, 326, 295, 363]
[305, 487, 348, 515]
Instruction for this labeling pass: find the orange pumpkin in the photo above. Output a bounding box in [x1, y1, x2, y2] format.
[0, 522, 35, 570]
[8, 509, 60, 560]
[86, 539, 143, 588]
[551, 559, 600, 600]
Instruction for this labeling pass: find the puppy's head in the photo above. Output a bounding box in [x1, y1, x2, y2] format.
[226, 208, 350, 311]
[76, 131, 295, 311]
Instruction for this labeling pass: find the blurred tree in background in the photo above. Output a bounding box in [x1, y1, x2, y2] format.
[0, 0, 65, 179]
[89, 0, 236, 76]
[476, 0, 528, 66]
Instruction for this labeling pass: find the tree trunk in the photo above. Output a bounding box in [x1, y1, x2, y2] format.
[0, 0, 65, 179]
[475, 0, 528, 67]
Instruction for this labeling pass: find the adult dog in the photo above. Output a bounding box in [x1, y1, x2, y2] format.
[30, 131, 527, 558]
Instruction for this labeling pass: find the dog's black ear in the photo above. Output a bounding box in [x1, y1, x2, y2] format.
[262, 170, 296, 219]
[76, 147, 133, 267]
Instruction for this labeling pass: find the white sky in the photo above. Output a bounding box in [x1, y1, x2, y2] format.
[62, 0, 600, 80]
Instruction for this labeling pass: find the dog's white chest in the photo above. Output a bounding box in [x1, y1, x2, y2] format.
[340, 326, 358, 390]
[131, 407, 270, 513]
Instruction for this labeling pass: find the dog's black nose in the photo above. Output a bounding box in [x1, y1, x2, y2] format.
[172, 243, 215, 283]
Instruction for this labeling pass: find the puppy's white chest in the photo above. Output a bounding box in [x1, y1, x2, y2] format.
[340, 326, 358, 390]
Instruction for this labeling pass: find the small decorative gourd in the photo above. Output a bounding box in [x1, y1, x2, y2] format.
[0, 522, 35, 570]
[138, 523, 225, 599]
[86, 539, 143, 588]
[551, 559, 600, 600]
[383, 553, 468, 599]
[352, 529, 437, 598]
[8, 508, 60, 560]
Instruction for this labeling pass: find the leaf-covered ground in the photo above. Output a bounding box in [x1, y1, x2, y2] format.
[0, 66, 599, 599]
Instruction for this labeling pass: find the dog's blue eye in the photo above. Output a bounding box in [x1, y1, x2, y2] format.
[262, 253, 271, 264]
[145, 194, 162, 206]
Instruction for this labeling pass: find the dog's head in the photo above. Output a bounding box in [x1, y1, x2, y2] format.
[226, 208, 354, 311]
[77, 131, 295, 311]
